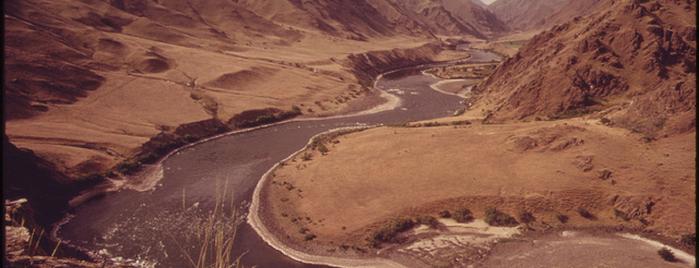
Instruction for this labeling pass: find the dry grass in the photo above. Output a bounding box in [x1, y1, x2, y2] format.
[263, 119, 695, 248]
[169, 181, 245, 268]
[5, 0, 461, 180]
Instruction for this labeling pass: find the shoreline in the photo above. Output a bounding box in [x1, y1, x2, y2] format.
[247, 127, 407, 268]
[427, 78, 472, 97]
[250, 135, 697, 268]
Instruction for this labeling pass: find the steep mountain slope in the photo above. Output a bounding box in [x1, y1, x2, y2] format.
[474, 0, 696, 136]
[490, 0, 603, 31]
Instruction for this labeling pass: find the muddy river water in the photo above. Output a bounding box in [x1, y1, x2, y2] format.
[58, 49, 500, 267]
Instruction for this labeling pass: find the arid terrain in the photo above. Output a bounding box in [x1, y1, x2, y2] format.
[262, 119, 695, 266]
[4, 0, 696, 267]
[256, 0, 696, 267]
[4, 0, 504, 214]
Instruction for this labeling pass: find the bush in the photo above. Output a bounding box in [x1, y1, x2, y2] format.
[304, 233, 317, 241]
[452, 208, 474, 223]
[451, 120, 471, 126]
[438, 210, 452, 218]
[317, 143, 329, 154]
[301, 152, 312, 161]
[658, 247, 677, 262]
[680, 233, 696, 247]
[415, 215, 440, 228]
[577, 208, 596, 220]
[116, 160, 140, 174]
[556, 213, 569, 224]
[183, 134, 198, 143]
[291, 105, 302, 114]
[484, 208, 518, 226]
[371, 218, 415, 247]
[519, 212, 535, 224]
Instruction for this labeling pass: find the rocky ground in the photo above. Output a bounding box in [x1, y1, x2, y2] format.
[4, 199, 135, 267]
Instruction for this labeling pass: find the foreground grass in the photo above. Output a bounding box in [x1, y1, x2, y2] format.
[170, 181, 246, 268]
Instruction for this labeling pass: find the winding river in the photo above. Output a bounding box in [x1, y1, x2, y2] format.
[58, 49, 501, 267]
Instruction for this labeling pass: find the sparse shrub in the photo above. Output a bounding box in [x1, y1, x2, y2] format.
[658, 247, 677, 262]
[317, 143, 329, 154]
[304, 233, 317, 241]
[371, 218, 415, 247]
[519, 211, 535, 224]
[453, 208, 474, 223]
[183, 134, 198, 143]
[556, 213, 569, 224]
[484, 208, 518, 226]
[439, 210, 452, 218]
[450, 120, 471, 126]
[291, 105, 302, 114]
[116, 160, 140, 174]
[680, 233, 696, 247]
[139, 152, 160, 164]
[415, 215, 440, 228]
[255, 114, 277, 125]
[301, 152, 312, 161]
[577, 208, 596, 220]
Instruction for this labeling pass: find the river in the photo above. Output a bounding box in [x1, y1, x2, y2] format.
[57, 49, 501, 268]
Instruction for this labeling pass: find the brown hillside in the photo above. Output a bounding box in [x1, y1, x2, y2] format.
[474, 0, 696, 136]
[4, 0, 500, 185]
[394, 0, 508, 38]
[490, 0, 603, 31]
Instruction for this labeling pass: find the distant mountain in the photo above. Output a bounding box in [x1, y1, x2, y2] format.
[235, 0, 508, 39]
[490, 0, 602, 31]
[388, 0, 508, 38]
[475, 0, 696, 136]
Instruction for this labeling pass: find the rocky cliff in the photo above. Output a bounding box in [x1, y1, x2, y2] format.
[474, 0, 696, 137]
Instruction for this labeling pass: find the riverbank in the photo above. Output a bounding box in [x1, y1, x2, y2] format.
[256, 116, 695, 267]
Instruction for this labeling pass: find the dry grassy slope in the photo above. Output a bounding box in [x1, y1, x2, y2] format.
[474, 0, 696, 137]
[489, 0, 603, 31]
[4, 0, 493, 180]
[264, 120, 695, 249]
[231, 0, 505, 41]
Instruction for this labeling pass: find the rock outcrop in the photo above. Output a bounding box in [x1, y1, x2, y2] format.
[475, 0, 696, 136]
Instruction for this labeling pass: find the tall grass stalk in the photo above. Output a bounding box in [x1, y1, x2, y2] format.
[50, 240, 62, 257]
[170, 180, 245, 268]
[182, 188, 187, 211]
